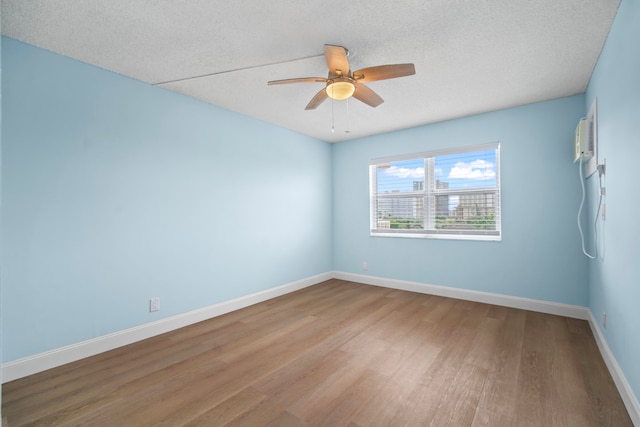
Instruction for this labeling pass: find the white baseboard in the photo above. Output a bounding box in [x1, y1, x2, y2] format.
[1, 272, 332, 383]
[4, 269, 639, 426]
[587, 311, 640, 426]
[333, 271, 590, 320]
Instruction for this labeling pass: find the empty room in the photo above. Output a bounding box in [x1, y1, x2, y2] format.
[1, 0, 639, 426]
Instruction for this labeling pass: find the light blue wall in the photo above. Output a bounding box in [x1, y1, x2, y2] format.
[586, 0, 640, 403]
[1, 37, 333, 362]
[333, 96, 589, 306]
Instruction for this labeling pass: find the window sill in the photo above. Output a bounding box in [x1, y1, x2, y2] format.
[370, 232, 501, 242]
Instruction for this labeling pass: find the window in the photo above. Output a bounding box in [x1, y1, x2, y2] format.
[370, 142, 501, 240]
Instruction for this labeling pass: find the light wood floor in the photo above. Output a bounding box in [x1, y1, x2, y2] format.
[2, 279, 632, 426]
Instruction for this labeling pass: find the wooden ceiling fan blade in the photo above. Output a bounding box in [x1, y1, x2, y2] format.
[324, 44, 350, 76]
[305, 88, 329, 110]
[268, 77, 327, 85]
[352, 83, 384, 107]
[353, 64, 415, 82]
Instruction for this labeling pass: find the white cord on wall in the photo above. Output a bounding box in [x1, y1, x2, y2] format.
[577, 158, 603, 259]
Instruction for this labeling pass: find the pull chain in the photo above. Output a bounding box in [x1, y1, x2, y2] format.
[345, 97, 350, 134]
[331, 94, 335, 133]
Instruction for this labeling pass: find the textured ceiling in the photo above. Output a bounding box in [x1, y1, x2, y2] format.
[1, 0, 620, 142]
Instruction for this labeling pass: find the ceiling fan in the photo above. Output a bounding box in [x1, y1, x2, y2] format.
[268, 45, 415, 110]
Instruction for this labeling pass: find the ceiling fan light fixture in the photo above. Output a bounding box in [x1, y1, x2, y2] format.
[326, 80, 355, 100]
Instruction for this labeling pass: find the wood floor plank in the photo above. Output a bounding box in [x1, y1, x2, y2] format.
[387, 322, 443, 385]
[395, 381, 447, 425]
[287, 340, 393, 422]
[515, 311, 557, 426]
[546, 315, 594, 426]
[420, 313, 479, 391]
[264, 410, 309, 427]
[305, 369, 389, 427]
[350, 368, 424, 426]
[464, 316, 502, 369]
[471, 407, 516, 427]
[1, 280, 633, 426]
[182, 386, 267, 427]
[475, 308, 526, 420]
[429, 362, 489, 426]
[225, 351, 353, 426]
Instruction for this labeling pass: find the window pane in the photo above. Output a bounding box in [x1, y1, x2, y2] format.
[376, 158, 424, 194]
[432, 191, 498, 231]
[431, 149, 498, 232]
[434, 149, 497, 190]
[376, 196, 424, 230]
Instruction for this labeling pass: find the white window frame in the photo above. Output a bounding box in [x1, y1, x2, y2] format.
[370, 142, 501, 241]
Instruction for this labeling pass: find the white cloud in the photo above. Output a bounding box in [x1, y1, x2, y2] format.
[470, 159, 493, 169]
[448, 161, 496, 180]
[384, 166, 425, 179]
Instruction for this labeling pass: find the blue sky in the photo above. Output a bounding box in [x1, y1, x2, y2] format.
[377, 149, 497, 194]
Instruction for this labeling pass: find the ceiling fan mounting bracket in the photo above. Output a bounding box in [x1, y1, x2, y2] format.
[327, 76, 355, 86]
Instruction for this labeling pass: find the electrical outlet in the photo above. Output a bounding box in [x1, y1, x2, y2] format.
[362, 261, 368, 271]
[150, 297, 160, 312]
[601, 312, 607, 329]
